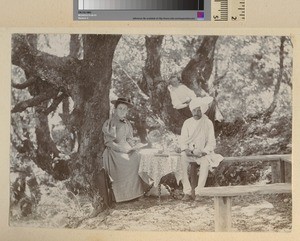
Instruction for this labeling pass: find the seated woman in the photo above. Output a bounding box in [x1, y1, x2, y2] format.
[102, 97, 146, 202]
[167, 74, 196, 118]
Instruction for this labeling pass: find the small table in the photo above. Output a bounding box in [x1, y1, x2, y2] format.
[138, 149, 183, 200]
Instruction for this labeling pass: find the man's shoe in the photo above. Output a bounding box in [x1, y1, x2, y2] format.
[194, 195, 203, 202]
[182, 194, 193, 201]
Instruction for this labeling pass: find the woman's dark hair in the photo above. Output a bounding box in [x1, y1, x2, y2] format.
[112, 97, 133, 108]
[114, 101, 124, 108]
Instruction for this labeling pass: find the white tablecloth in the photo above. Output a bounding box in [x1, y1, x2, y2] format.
[138, 149, 183, 187]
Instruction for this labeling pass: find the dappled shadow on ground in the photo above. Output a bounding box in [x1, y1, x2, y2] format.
[232, 194, 292, 232]
[78, 194, 291, 232]
[10, 192, 292, 232]
[79, 195, 215, 231]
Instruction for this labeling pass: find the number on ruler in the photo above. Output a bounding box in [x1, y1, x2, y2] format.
[212, 0, 246, 21]
[230, 0, 246, 21]
[239, 0, 246, 20]
[212, 0, 228, 21]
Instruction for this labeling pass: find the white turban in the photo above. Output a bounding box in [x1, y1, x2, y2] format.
[189, 96, 214, 113]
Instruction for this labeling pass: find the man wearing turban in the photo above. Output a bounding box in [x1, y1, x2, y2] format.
[180, 97, 223, 201]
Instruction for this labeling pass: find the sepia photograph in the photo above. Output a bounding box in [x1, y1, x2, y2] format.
[9, 33, 292, 232]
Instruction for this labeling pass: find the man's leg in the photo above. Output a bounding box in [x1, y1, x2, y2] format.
[190, 162, 199, 199]
[195, 157, 209, 195]
[181, 155, 192, 198]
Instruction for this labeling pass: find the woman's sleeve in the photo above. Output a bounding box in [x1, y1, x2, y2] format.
[102, 119, 123, 152]
[183, 85, 196, 99]
[102, 119, 115, 145]
[168, 87, 181, 108]
[126, 121, 135, 147]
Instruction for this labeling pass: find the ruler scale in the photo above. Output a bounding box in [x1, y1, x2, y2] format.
[220, 0, 228, 21]
[230, 0, 246, 21]
[212, 0, 246, 21]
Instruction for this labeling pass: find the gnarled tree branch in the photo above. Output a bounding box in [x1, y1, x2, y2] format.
[12, 76, 36, 89]
[43, 92, 69, 115]
[12, 34, 80, 95]
[182, 36, 218, 96]
[70, 34, 81, 59]
[11, 88, 58, 113]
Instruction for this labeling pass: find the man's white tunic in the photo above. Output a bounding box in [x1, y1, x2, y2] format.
[180, 115, 223, 171]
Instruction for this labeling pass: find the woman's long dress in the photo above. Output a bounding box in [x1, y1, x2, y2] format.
[102, 118, 145, 202]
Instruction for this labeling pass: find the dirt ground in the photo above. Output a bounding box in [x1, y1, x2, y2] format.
[10, 184, 292, 232]
[76, 194, 292, 232]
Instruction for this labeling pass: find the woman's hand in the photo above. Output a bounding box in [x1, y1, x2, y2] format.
[184, 149, 193, 156]
[175, 147, 181, 153]
[118, 147, 133, 154]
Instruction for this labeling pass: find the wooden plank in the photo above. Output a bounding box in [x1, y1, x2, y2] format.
[214, 196, 232, 232]
[285, 162, 292, 183]
[223, 154, 291, 163]
[158, 153, 292, 164]
[198, 183, 291, 197]
[281, 156, 292, 163]
[280, 160, 286, 183]
[271, 161, 281, 183]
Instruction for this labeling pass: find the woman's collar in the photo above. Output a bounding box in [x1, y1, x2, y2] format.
[112, 113, 127, 123]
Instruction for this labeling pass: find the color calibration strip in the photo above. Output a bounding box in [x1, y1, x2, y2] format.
[78, 0, 203, 10]
[74, 0, 245, 21]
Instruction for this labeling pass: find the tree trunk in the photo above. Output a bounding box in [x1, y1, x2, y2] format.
[12, 34, 67, 178]
[35, 102, 70, 180]
[263, 36, 286, 121]
[70, 34, 81, 58]
[142, 35, 164, 114]
[181, 36, 220, 124]
[63, 35, 122, 199]
[141, 35, 184, 134]
[245, 36, 287, 123]
[181, 36, 219, 96]
[138, 35, 219, 135]
[11, 34, 122, 201]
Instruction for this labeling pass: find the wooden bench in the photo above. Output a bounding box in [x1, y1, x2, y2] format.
[198, 183, 292, 232]
[223, 154, 291, 183]
[189, 154, 292, 196]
